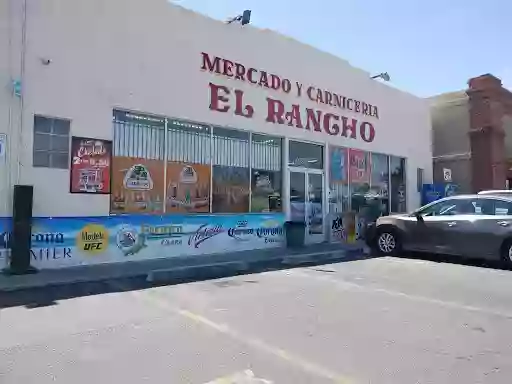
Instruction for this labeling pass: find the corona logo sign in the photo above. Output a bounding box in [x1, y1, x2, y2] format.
[77, 224, 109, 254]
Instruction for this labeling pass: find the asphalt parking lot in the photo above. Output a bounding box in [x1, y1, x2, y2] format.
[1, 254, 512, 384]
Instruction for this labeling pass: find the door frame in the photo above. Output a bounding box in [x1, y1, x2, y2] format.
[288, 167, 326, 244]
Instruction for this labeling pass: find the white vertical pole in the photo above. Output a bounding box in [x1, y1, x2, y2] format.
[324, 142, 329, 242]
[248, 132, 252, 212]
[388, 156, 392, 213]
[209, 126, 213, 213]
[282, 138, 290, 221]
[162, 118, 168, 213]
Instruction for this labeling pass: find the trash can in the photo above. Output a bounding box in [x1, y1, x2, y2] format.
[284, 221, 306, 248]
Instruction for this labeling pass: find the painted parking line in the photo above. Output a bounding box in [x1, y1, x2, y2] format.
[119, 286, 356, 384]
[289, 269, 512, 319]
[203, 370, 272, 383]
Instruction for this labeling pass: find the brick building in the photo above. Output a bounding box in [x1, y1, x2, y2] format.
[430, 74, 512, 193]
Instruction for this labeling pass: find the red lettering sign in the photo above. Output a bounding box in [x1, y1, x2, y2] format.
[201, 52, 380, 119]
[208, 83, 376, 143]
[203, 50, 380, 144]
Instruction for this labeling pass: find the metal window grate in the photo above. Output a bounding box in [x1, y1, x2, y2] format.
[113, 121, 165, 160]
[251, 135, 281, 171]
[167, 120, 211, 164]
[212, 128, 250, 168]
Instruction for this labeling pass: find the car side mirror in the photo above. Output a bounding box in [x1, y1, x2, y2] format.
[414, 212, 424, 222]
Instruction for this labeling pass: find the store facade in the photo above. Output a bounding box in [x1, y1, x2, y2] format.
[0, 0, 432, 269]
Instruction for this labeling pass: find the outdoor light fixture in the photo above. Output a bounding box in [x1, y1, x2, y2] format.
[371, 72, 390, 82]
[226, 10, 251, 25]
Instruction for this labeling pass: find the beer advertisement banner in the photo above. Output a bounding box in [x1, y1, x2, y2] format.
[70, 137, 112, 194]
[0, 213, 284, 270]
[348, 149, 370, 185]
[329, 146, 348, 184]
[110, 157, 165, 214]
[166, 162, 210, 213]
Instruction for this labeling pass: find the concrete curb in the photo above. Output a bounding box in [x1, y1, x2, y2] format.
[0, 248, 366, 292]
[147, 250, 353, 284]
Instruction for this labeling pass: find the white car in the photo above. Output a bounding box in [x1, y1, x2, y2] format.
[478, 190, 512, 197]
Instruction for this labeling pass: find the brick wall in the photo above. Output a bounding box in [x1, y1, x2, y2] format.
[467, 74, 512, 192]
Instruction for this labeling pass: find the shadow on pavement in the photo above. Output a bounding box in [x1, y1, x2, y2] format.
[0, 252, 376, 310]
[399, 251, 512, 271]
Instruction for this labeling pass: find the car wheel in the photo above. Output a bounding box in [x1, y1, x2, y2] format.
[376, 229, 401, 256]
[500, 240, 512, 267]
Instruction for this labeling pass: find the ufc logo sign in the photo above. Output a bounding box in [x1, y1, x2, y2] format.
[83, 243, 102, 251]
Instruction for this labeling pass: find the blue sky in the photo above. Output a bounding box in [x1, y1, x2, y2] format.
[172, 0, 511, 97]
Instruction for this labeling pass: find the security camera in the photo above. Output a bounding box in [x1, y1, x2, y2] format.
[41, 58, 51, 65]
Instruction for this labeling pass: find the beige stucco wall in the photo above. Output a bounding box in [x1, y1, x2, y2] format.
[429, 92, 472, 192]
[3, 0, 433, 217]
[0, 0, 25, 216]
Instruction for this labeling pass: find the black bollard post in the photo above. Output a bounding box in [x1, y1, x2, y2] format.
[4, 185, 37, 275]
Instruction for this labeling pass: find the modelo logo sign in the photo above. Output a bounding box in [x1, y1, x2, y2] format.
[77, 224, 109, 254]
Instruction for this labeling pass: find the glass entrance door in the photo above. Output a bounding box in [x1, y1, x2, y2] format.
[289, 169, 325, 243]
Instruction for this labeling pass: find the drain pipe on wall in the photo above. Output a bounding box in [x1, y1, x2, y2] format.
[15, 0, 28, 187]
[5, 0, 14, 216]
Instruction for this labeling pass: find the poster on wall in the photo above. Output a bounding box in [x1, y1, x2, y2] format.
[166, 162, 210, 213]
[329, 147, 348, 184]
[110, 157, 165, 213]
[0, 213, 285, 270]
[349, 149, 370, 184]
[70, 137, 112, 194]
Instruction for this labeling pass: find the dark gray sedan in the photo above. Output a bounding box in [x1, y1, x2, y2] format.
[366, 194, 512, 265]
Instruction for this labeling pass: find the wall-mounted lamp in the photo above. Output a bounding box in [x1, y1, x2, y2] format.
[226, 10, 251, 25]
[371, 72, 390, 82]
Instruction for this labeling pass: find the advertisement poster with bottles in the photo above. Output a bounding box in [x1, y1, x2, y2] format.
[70, 137, 112, 194]
[166, 162, 210, 213]
[111, 157, 165, 213]
[349, 149, 370, 184]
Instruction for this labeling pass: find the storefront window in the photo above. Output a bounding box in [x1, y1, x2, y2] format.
[328, 146, 349, 213]
[288, 141, 323, 169]
[212, 127, 250, 213]
[112, 110, 285, 216]
[251, 134, 282, 212]
[166, 120, 211, 213]
[390, 156, 407, 213]
[348, 148, 371, 214]
[290, 172, 306, 221]
[370, 153, 390, 217]
[111, 110, 166, 214]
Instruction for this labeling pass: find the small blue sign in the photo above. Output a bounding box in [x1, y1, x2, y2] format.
[0, 133, 6, 162]
[12, 80, 22, 97]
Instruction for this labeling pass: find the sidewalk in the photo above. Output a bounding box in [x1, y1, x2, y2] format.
[0, 242, 367, 292]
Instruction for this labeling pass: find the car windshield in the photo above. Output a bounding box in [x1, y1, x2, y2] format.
[412, 198, 479, 217]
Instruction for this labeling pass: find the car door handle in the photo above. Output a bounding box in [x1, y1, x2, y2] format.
[497, 221, 510, 227]
[447, 222, 457, 227]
